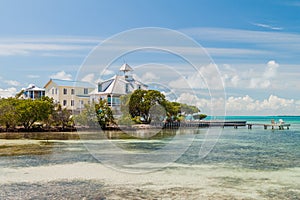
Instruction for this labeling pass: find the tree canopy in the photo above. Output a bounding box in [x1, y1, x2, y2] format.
[74, 99, 115, 129]
[121, 89, 205, 124]
[0, 97, 73, 131]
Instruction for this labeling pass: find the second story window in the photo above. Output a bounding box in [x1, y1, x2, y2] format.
[63, 100, 67, 106]
[63, 88, 67, 95]
[84, 88, 88, 94]
[71, 89, 75, 95]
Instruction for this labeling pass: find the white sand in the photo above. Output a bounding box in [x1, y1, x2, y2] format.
[0, 162, 299, 199]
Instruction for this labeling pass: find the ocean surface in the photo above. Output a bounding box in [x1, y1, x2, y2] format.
[0, 116, 299, 199]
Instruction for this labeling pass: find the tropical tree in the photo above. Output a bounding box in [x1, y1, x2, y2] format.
[74, 104, 98, 127]
[74, 99, 114, 129]
[128, 89, 167, 123]
[16, 98, 53, 130]
[122, 89, 206, 124]
[95, 99, 115, 129]
[52, 104, 72, 129]
[0, 98, 18, 131]
[180, 103, 200, 115]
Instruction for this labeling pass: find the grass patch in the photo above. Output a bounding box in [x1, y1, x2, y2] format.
[0, 142, 54, 156]
[0, 132, 80, 140]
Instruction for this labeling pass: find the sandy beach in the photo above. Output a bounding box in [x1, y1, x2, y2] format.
[1, 162, 299, 199]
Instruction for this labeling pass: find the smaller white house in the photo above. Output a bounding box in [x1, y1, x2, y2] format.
[21, 84, 45, 100]
[90, 63, 148, 113]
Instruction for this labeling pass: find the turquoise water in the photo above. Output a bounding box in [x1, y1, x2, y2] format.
[0, 116, 299, 199]
[207, 115, 300, 124]
[0, 116, 299, 170]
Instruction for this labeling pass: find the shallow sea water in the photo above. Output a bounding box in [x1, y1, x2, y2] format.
[0, 116, 299, 199]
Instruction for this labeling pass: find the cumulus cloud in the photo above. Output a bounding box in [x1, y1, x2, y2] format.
[50, 71, 72, 80]
[0, 87, 17, 98]
[220, 61, 281, 89]
[226, 95, 296, 115]
[141, 72, 160, 82]
[249, 60, 279, 89]
[169, 63, 224, 90]
[4, 80, 21, 86]
[221, 64, 241, 88]
[176, 93, 226, 115]
[175, 93, 298, 115]
[264, 60, 279, 78]
[81, 73, 95, 84]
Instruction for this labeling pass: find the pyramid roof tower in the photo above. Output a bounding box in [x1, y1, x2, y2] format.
[119, 63, 133, 73]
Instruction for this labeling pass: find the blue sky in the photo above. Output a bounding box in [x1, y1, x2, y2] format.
[0, 0, 300, 115]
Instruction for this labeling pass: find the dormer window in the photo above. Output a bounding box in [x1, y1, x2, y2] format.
[98, 84, 102, 92]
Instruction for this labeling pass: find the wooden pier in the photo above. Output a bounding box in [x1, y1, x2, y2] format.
[247, 123, 290, 130]
[162, 121, 247, 129]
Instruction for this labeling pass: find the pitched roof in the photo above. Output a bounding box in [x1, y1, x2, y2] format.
[119, 63, 133, 72]
[44, 79, 95, 88]
[23, 84, 45, 91]
[95, 75, 148, 96]
[100, 75, 128, 95]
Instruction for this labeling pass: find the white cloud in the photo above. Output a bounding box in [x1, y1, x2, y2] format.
[50, 71, 72, 80]
[0, 87, 17, 98]
[176, 93, 225, 115]
[0, 43, 92, 56]
[169, 63, 224, 90]
[249, 60, 279, 89]
[0, 36, 101, 44]
[252, 23, 283, 30]
[101, 69, 115, 76]
[183, 27, 300, 44]
[0, 36, 100, 56]
[221, 64, 241, 88]
[226, 95, 296, 115]
[4, 80, 21, 86]
[264, 60, 279, 78]
[220, 61, 280, 89]
[206, 47, 269, 57]
[182, 27, 300, 57]
[141, 72, 160, 82]
[81, 73, 95, 84]
[175, 93, 298, 115]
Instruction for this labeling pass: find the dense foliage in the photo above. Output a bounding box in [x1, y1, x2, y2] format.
[74, 99, 115, 129]
[0, 89, 206, 130]
[120, 89, 206, 124]
[0, 97, 74, 131]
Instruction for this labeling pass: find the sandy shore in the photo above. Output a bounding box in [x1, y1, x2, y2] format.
[0, 162, 299, 199]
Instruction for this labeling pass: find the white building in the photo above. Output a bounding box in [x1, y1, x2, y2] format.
[21, 84, 45, 100]
[44, 79, 94, 111]
[90, 63, 148, 113]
